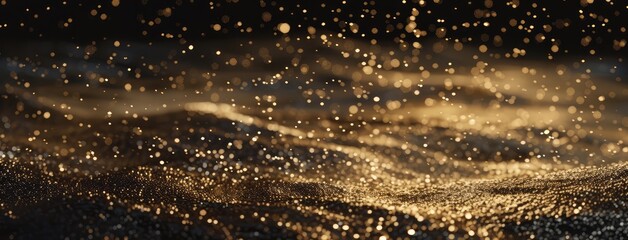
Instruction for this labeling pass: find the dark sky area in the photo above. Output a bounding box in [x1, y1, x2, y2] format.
[0, 0, 625, 59]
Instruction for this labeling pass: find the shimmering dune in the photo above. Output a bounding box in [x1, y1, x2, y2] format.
[1, 155, 626, 239]
[1, 38, 627, 239]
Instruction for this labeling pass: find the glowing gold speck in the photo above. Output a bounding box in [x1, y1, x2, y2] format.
[278, 23, 291, 34]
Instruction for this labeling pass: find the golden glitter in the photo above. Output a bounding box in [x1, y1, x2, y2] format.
[0, 1, 626, 239]
[278, 23, 291, 34]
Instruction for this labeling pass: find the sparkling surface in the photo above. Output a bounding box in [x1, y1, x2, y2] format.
[0, 1, 627, 239]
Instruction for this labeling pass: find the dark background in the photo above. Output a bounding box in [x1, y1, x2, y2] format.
[0, 0, 625, 59]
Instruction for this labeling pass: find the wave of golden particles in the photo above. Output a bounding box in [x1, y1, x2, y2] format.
[0, 0, 627, 239]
